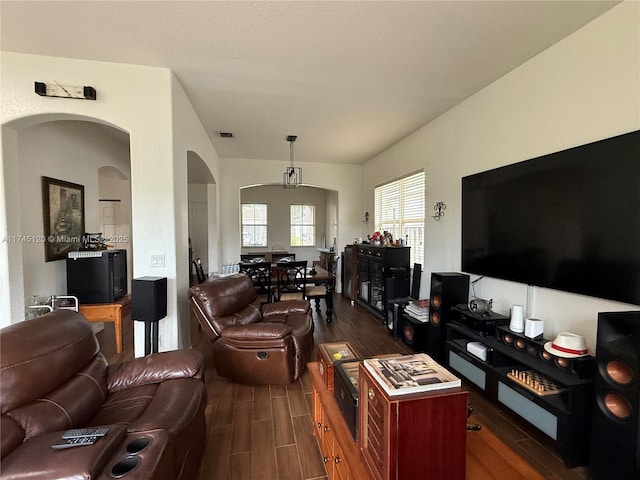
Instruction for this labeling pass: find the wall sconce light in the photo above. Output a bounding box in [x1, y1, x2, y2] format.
[432, 201, 446, 221]
[363, 211, 369, 223]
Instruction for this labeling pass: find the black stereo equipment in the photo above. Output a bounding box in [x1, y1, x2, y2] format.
[426, 273, 469, 362]
[132, 276, 167, 355]
[386, 277, 410, 311]
[452, 305, 509, 337]
[66, 249, 127, 304]
[591, 311, 640, 480]
[387, 297, 411, 338]
[389, 266, 409, 279]
[495, 326, 596, 380]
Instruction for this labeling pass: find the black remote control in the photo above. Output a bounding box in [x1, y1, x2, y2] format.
[61, 426, 109, 439]
[51, 436, 98, 449]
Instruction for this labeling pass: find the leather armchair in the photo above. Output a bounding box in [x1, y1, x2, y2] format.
[0, 309, 206, 480]
[189, 274, 314, 385]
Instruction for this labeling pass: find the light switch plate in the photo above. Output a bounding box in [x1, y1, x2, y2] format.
[150, 254, 165, 267]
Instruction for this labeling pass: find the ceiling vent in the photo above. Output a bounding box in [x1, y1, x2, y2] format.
[218, 132, 234, 138]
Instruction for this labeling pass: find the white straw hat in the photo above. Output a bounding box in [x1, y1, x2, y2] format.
[544, 332, 589, 358]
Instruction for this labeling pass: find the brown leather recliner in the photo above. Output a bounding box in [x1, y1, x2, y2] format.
[189, 274, 314, 385]
[0, 309, 206, 480]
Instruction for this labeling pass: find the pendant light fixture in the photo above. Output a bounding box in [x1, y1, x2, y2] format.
[282, 135, 301, 188]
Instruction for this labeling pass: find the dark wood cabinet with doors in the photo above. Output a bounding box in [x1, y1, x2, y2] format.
[357, 245, 410, 321]
[342, 244, 359, 303]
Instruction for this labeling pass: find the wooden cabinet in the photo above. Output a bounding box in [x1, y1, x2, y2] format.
[318, 342, 360, 391]
[310, 363, 371, 480]
[357, 246, 410, 321]
[358, 363, 468, 480]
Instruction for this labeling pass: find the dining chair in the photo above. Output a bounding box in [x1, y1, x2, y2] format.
[239, 261, 274, 303]
[275, 260, 308, 301]
[305, 254, 337, 313]
[272, 252, 296, 263]
[240, 254, 266, 263]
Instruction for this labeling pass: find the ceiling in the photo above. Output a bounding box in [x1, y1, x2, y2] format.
[1, 1, 619, 165]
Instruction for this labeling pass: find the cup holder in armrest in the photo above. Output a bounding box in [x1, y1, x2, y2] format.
[110, 455, 141, 478]
[126, 436, 152, 454]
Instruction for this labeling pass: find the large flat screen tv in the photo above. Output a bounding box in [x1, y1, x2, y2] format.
[462, 130, 640, 306]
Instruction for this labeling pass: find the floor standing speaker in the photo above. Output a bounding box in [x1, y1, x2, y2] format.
[132, 276, 167, 355]
[591, 311, 640, 480]
[427, 273, 469, 362]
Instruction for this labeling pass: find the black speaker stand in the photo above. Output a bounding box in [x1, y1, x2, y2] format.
[144, 321, 160, 355]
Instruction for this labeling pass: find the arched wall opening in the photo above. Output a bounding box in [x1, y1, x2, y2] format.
[239, 183, 339, 274]
[1, 114, 131, 327]
[187, 150, 217, 279]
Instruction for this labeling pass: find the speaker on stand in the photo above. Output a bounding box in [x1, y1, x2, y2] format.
[132, 276, 167, 355]
[590, 311, 640, 480]
[427, 273, 469, 362]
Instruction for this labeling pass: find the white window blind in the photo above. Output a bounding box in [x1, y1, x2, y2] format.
[241, 203, 268, 247]
[374, 171, 425, 266]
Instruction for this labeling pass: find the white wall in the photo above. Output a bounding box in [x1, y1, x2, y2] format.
[1, 54, 219, 356]
[361, 2, 640, 351]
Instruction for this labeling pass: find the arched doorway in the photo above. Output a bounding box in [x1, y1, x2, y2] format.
[1, 115, 131, 326]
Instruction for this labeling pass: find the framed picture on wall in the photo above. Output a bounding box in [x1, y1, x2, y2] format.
[42, 176, 85, 261]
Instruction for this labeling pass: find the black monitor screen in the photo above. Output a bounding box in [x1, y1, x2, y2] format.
[462, 130, 640, 306]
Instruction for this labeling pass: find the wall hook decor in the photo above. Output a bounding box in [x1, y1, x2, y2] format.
[363, 211, 369, 223]
[432, 201, 446, 220]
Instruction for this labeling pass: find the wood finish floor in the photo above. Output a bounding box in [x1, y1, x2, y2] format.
[98, 293, 590, 480]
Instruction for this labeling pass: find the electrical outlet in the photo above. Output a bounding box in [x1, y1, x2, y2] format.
[150, 254, 165, 267]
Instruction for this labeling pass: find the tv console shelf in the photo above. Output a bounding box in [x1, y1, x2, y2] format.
[445, 307, 595, 467]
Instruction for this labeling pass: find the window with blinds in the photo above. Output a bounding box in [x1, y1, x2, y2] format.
[374, 171, 425, 266]
[241, 203, 268, 247]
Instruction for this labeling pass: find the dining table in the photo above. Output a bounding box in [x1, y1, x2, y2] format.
[266, 263, 335, 322]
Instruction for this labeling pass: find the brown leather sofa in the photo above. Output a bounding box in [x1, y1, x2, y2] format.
[0, 309, 206, 480]
[189, 274, 314, 385]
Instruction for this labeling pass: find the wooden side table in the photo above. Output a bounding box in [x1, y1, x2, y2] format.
[317, 342, 360, 391]
[79, 295, 131, 354]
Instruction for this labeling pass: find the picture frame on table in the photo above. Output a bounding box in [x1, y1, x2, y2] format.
[42, 176, 85, 262]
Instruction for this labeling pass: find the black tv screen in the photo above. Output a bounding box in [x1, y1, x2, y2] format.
[462, 130, 640, 306]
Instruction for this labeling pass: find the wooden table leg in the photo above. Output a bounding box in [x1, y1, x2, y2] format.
[79, 295, 131, 354]
[114, 311, 123, 354]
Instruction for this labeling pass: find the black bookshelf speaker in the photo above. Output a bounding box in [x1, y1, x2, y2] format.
[131, 276, 167, 322]
[428, 273, 469, 362]
[591, 311, 640, 480]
